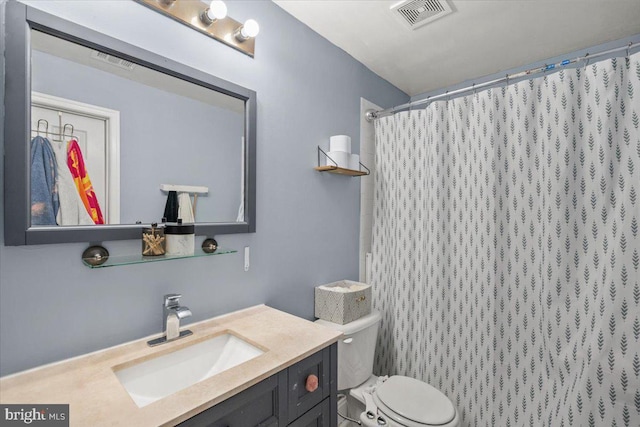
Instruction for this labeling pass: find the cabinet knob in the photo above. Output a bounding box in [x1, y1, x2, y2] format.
[305, 374, 319, 392]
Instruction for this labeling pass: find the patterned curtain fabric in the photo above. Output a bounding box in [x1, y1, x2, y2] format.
[371, 53, 640, 426]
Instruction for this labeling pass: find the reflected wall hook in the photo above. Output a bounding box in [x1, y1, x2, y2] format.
[36, 119, 48, 136]
[63, 123, 74, 138]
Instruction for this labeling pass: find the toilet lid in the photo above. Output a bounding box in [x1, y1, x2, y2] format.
[375, 376, 456, 426]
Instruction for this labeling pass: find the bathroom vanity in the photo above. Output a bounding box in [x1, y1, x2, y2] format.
[0, 306, 341, 426]
[179, 345, 335, 426]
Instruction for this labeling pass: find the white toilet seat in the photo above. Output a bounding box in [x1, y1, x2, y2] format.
[360, 375, 459, 427]
[315, 312, 458, 427]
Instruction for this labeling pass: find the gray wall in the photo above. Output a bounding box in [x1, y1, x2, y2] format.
[32, 49, 244, 224]
[0, 0, 408, 376]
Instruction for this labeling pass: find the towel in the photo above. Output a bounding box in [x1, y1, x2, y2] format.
[50, 140, 94, 226]
[178, 192, 195, 223]
[163, 191, 179, 222]
[30, 136, 59, 225]
[67, 139, 104, 224]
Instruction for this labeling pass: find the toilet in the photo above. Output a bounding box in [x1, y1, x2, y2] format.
[315, 311, 459, 427]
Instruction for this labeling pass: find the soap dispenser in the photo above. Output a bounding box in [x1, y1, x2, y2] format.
[165, 219, 195, 256]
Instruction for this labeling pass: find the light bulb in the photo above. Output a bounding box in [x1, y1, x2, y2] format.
[241, 19, 260, 39]
[200, 0, 226, 25]
[206, 0, 227, 21]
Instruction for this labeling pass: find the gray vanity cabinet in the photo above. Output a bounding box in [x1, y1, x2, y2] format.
[287, 399, 331, 427]
[178, 343, 337, 427]
[287, 347, 330, 420]
[177, 372, 287, 427]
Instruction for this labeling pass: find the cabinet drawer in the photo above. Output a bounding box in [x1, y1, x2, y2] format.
[178, 371, 287, 427]
[288, 398, 331, 427]
[287, 347, 330, 421]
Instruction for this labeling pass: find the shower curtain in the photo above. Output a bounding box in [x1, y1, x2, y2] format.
[371, 52, 640, 426]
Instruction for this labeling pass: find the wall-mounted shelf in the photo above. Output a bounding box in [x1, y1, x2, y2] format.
[314, 165, 369, 176]
[82, 247, 237, 268]
[315, 146, 370, 177]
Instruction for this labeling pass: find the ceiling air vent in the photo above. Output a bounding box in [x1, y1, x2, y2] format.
[90, 51, 136, 71]
[391, 0, 453, 30]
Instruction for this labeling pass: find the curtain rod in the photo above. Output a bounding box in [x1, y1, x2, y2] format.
[366, 41, 639, 121]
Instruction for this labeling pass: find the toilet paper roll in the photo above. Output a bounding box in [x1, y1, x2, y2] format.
[325, 151, 350, 168]
[349, 154, 360, 171]
[329, 135, 352, 153]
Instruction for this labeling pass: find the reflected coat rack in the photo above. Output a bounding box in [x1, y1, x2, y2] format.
[32, 118, 77, 142]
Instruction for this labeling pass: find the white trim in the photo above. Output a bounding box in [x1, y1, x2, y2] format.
[31, 91, 121, 224]
[236, 136, 245, 222]
[359, 97, 380, 283]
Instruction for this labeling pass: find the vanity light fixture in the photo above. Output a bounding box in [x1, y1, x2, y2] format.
[234, 19, 260, 42]
[200, 0, 227, 26]
[135, 0, 258, 57]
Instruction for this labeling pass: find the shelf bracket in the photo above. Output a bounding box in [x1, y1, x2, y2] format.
[314, 146, 370, 177]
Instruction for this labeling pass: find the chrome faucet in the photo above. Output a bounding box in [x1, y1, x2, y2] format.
[147, 293, 193, 346]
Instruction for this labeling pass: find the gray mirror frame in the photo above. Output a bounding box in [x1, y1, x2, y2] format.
[3, 1, 256, 246]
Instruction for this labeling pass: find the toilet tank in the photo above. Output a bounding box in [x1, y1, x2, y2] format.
[315, 311, 381, 390]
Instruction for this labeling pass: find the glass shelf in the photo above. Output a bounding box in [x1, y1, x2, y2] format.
[82, 247, 237, 268]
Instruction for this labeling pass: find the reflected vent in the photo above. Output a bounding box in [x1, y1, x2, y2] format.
[391, 0, 453, 29]
[90, 51, 136, 71]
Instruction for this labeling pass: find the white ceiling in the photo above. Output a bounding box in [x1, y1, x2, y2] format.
[273, 0, 640, 97]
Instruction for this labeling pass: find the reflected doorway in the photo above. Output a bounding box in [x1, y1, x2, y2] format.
[31, 92, 120, 225]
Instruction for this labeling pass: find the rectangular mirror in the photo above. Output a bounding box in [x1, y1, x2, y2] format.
[4, 2, 256, 245]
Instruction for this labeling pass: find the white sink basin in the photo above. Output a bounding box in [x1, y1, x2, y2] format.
[114, 333, 264, 407]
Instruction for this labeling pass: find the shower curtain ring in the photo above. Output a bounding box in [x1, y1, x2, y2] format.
[626, 42, 632, 58]
[583, 53, 590, 70]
